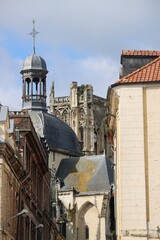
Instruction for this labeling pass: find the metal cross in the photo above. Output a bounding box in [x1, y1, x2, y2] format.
[29, 20, 39, 54]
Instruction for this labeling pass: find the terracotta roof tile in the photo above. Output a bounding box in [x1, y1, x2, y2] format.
[115, 56, 160, 85]
[121, 50, 160, 56]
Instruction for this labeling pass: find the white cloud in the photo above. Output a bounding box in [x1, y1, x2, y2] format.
[51, 56, 118, 99]
[0, 48, 22, 110]
[0, 0, 159, 54]
[0, 0, 160, 109]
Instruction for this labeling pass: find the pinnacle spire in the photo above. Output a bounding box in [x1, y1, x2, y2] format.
[29, 20, 39, 54]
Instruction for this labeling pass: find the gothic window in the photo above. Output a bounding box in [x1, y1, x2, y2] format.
[55, 110, 61, 119]
[79, 126, 83, 151]
[80, 108, 85, 120]
[37, 229, 42, 240]
[31, 221, 36, 240]
[62, 109, 68, 123]
[79, 93, 84, 102]
[85, 225, 89, 239]
[25, 216, 30, 240]
[94, 131, 97, 155]
[94, 132, 97, 143]
[80, 126, 83, 141]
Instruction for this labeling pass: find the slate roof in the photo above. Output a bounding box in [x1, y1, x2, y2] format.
[113, 56, 160, 86]
[30, 111, 82, 156]
[121, 50, 160, 56]
[56, 155, 113, 193]
[22, 54, 48, 72]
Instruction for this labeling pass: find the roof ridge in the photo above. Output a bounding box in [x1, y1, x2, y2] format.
[121, 50, 160, 56]
[115, 56, 160, 84]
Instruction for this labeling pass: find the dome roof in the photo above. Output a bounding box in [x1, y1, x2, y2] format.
[29, 111, 82, 156]
[22, 54, 47, 72]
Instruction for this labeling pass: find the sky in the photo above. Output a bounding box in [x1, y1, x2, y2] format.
[0, 0, 160, 110]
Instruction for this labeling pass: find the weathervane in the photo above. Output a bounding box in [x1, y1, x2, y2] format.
[29, 20, 39, 54]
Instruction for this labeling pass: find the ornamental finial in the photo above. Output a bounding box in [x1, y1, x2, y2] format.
[29, 20, 39, 54]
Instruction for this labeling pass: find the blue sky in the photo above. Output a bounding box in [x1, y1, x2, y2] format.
[0, 0, 160, 110]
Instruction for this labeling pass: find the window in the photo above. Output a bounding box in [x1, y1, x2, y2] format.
[62, 109, 68, 123]
[31, 161, 37, 196]
[31, 221, 36, 240]
[25, 216, 30, 240]
[79, 126, 84, 151]
[85, 225, 89, 239]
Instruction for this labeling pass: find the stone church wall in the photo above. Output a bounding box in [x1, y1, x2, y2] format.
[49, 81, 107, 155]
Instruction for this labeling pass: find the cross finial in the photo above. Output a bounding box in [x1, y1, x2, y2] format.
[29, 20, 39, 54]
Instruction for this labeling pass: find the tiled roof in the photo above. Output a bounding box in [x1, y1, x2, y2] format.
[115, 56, 160, 85]
[122, 50, 160, 56]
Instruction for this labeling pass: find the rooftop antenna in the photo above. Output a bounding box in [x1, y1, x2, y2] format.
[29, 20, 39, 54]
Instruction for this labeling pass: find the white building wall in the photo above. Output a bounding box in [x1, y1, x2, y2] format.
[58, 193, 108, 240]
[76, 195, 104, 213]
[146, 88, 160, 233]
[76, 195, 107, 240]
[115, 86, 147, 239]
[84, 205, 100, 239]
[113, 84, 160, 240]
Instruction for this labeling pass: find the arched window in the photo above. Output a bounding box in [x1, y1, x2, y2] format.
[80, 108, 85, 120]
[85, 225, 89, 239]
[55, 110, 61, 119]
[62, 109, 68, 123]
[33, 77, 39, 97]
[79, 126, 83, 151]
[26, 78, 31, 96]
[80, 126, 83, 141]
[94, 131, 97, 155]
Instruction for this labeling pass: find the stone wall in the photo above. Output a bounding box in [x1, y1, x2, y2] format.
[50, 82, 107, 155]
[108, 84, 160, 240]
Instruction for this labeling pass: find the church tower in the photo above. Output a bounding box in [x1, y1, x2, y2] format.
[20, 21, 48, 111]
[50, 81, 106, 155]
[20, 21, 81, 158]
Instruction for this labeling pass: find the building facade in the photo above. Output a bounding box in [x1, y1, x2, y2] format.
[107, 50, 160, 240]
[0, 106, 20, 240]
[50, 81, 106, 155]
[0, 106, 52, 240]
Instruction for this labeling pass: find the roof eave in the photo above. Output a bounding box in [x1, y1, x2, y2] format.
[48, 145, 83, 157]
[111, 80, 160, 88]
